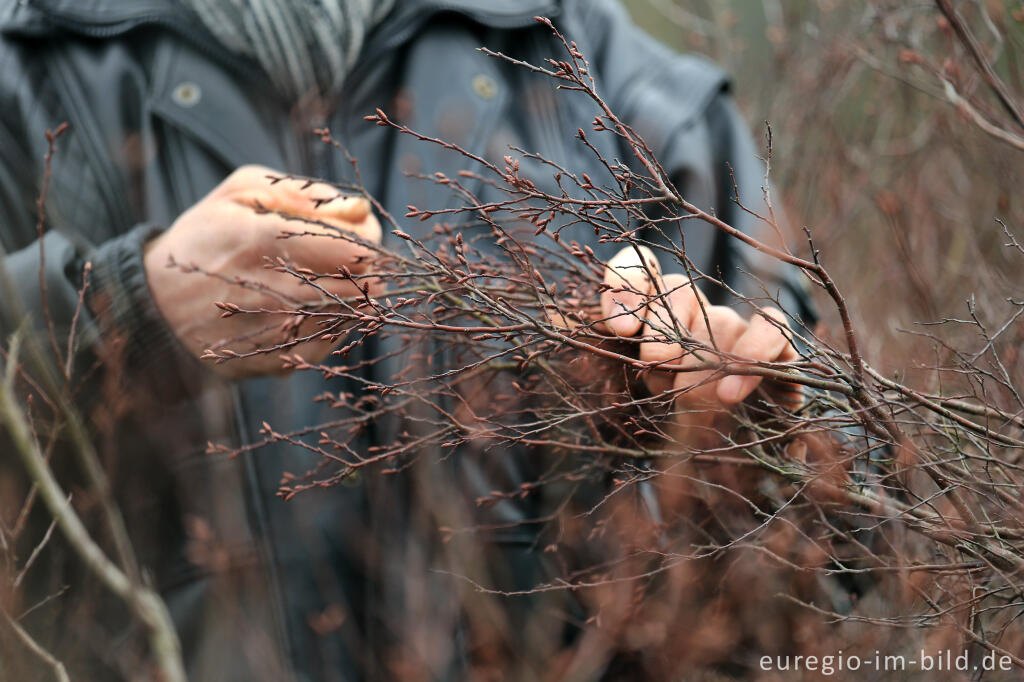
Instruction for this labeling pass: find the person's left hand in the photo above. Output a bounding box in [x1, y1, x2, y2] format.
[596, 246, 802, 416]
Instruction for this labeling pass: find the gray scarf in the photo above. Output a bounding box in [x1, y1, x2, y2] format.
[186, 0, 396, 101]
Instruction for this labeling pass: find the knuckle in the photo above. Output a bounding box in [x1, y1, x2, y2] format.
[709, 305, 743, 325]
[661, 273, 696, 302]
[643, 298, 673, 327]
[753, 311, 790, 344]
[232, 164, 271, 184]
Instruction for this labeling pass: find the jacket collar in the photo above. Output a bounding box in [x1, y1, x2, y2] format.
[1, 0, 561, 181]
[2, 0, 559, 37]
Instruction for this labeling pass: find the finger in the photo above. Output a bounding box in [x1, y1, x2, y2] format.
[264, 190, 380, 242]
[216, 164, 278, 195]
[279, 187, 374, 229]
[600, 245, 660, 337]
[219, 166, 384, 271]
[268, 268, 372, 307]
[673, 306, 747, 407]
[716, 308, 794, 404]
[278, 212, 383, 275]
[222, 165, 337, 212]
[311, 194, 371, 223]
[638, 273, 705, 394]
[768, 336, 804, 408]
[267, 184, 382, 272]
[222, 165, 339, 214]
[224, 166, 381, 242]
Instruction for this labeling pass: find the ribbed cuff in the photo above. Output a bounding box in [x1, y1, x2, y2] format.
[86, 223, 210, 401]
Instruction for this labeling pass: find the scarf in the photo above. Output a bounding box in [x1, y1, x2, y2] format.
[186, 0, 397, 101]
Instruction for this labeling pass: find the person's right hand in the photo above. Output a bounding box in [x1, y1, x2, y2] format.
[143, 165, 382, 380]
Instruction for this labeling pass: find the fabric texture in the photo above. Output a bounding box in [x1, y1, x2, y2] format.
[184, 0, 396, 100]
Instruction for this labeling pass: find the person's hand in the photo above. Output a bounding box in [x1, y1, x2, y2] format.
[143, 165, 382, 380]
[598, 246, 801, 420]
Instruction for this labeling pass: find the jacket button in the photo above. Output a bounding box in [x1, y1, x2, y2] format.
[472, 74, 498, 100]
[172, 82, 202, 108]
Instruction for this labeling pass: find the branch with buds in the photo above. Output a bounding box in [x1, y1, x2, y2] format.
[186, 17, 1024, 671]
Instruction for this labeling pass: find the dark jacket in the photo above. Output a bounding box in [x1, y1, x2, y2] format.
[0, 0, 814, 679]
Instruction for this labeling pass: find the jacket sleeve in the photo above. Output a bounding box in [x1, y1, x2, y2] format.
[0, 111, 202, 403]
[568, 0, 818, 332]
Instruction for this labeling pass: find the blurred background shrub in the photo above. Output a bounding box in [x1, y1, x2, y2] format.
[625, 0, 1024, 385]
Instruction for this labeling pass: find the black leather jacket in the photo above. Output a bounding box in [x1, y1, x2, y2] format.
[0, 0, 815, 679]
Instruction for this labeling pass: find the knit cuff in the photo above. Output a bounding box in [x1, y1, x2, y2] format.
[85, 223, 211, 401]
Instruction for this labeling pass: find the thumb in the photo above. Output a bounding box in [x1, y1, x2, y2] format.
[600, 245, 661, 337]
